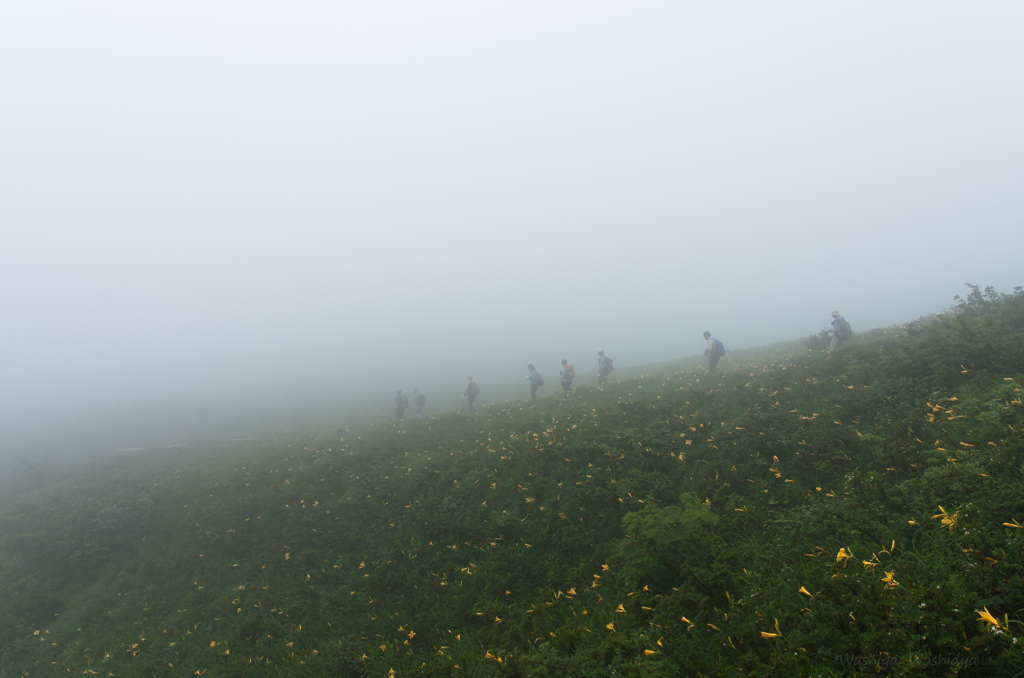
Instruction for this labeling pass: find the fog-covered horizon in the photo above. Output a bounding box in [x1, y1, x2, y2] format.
[2, 2, 1022, 455]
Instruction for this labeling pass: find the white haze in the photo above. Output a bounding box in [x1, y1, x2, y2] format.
[1, 1, 1022, 456]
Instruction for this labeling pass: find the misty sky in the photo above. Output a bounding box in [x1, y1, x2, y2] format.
[2, 2, 1023, 440]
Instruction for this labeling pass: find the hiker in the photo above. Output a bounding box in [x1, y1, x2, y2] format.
[828, 310, 850, 354]
[394, 389, 409, 420]
[527, 364, 544, 400]
[703, 332, 725, 373]
[597, 349, 613, 385]
[412, 388, 426, 418]
[560, 359, 575, 394]
[462, 375, 480, 411]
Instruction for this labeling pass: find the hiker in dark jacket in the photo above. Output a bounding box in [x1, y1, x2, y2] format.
[395, 389, 409, 420]
[391, 391, 407, 421]
[828, 310, 849, 354]
[560, 359, 574, 394]
[703, 332, 723, 373]
[462, 376, 479, 411]
[527, 364, 542, 400]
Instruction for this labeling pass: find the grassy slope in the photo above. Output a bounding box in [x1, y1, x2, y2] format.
[3, 292, 1024, 677]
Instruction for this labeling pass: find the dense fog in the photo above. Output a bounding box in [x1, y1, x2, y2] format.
[2, 2, 1022, 463]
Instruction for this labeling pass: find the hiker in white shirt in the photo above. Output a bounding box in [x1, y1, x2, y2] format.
[597, 349, 612, 385]
[702, 332, 722, 373]
[412, 388, 426, 418]
[462, 376, 479, 411]
[828, 310, 848, 353]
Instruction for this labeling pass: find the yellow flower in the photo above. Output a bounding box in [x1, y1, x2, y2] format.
[616, 604, 626, 613]
[881, 571, 899, 589]
[606, 623, 615, 632]
[644, 649, 658, 656]
[977, 607, 1001, 628]
[836, 547, 854, 563]
[798, 586, 812, 597]
[931, 506, 958, 531]
[760, 632, 779, 638]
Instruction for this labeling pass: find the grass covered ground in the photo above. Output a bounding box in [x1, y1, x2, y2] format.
[3, 286, 1024, 677]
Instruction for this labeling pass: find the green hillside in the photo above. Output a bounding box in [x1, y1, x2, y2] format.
[3, 285, 1024, 677]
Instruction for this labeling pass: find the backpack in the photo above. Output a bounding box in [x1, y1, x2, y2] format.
[714, 338, 726, 355]
[468, 382, 480, 397]
[605, 357, 614, 374]
[536, 373, 545, 387]
[839, 318, 852, 337]
[564, 364, 575, 380]
[416, 393, 426, 406]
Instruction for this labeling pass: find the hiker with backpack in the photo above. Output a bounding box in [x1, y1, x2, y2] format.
[527, 364, 544, 400]
[462, 376, 480, 412]
[828, 310, 851, 354]
[394, 389, 410, 420]
[597, 349, 614, 385]
[560, 359, 575, 394]
[412, 388, 426, 419]
[702, 332, 726, 373]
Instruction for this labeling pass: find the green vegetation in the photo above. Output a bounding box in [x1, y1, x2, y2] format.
[3, 285, 1024, 677]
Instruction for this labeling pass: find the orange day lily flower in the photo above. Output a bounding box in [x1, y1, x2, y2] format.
[931, 505, 958, 531]
[977, 607, 1001, 628]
